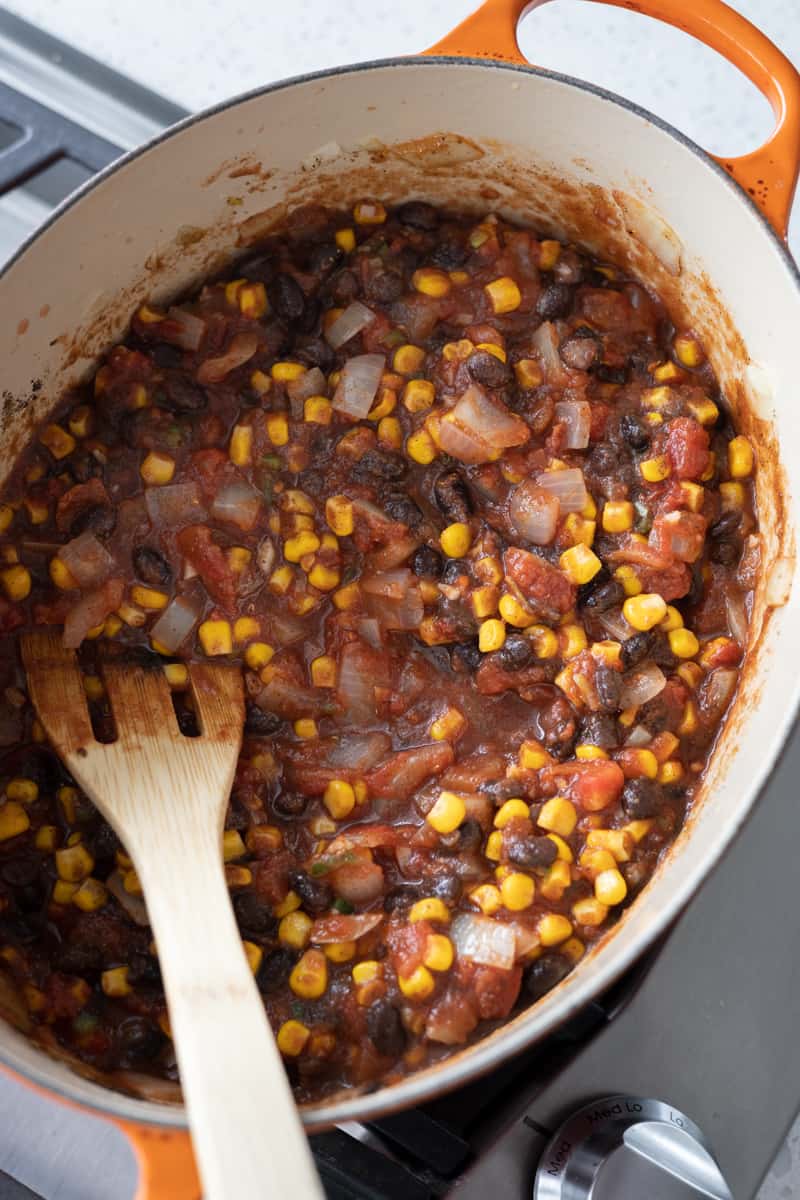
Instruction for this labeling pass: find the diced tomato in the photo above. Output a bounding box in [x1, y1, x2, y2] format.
[360, 312, 393, 355]
[504, 546, 576, 617]
[568, 760, 625, 810]
[666, 417, 710, 481]
[475, 656, 549, 697]
[639, 678, 688, 734]
[55, 478, 111, 533]
[425, 990, 480, 1045]
[45, 974, 91, 1020]
[387, 920, 431, 978]
[330, 859, 385, 906]
[188, 448, 230, 497]
[309, 912, 383, 943]
[649, 510, 708, 564]
[364, 742, 454, 802]
[176, 524, 237, 609]
[471, 964, 523, 1020]
[636, 561, 691, 601]
[614, 747, 657, 780]
[0, 598, 24, 634]
[702, 638, 743, 668]
[588, 402, 612, 441]
[253, 851, 292, 906]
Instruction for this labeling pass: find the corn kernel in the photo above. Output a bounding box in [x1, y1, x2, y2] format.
[140, 451, 175, 485]
[271, 361, 306, 384]
[263, 413, 288, 447]
[284, 532, 320, 563]
[56, 843, 94, 882]
[519, 739, 551, 770]
[423, 933, 454, 972]
[406, 428, 438, 464]
[0, 505, 13, 534]
[560, 623, 588, 660]
[398, 964, 435, 999]
[294, 718, 318, 740]
[73, 877, 108, 912]
[273, 890, 301, 919]
[575, 744, 609, 761]
[279, 910, 313, 950]
[412, 268, 451, 298]
[352, 961, 382, 987]
[494, 798, 530, 828]
[100, 966, 132, 997]
[332, 581, 361, 611]
[39, 424, 76, 460]
[547, 834, 574, 863]
[198, 619, 232, 656]
[426, 791, 466, 835]
[0, 565, 30, 601]
[659, 760, 685, 784]
[52, 880, 78, 904]
[238, 281, 267, 319]
[602, 501, 634, 533]
[240, 642, 273, 674]
[528, 625, 559, 659]
[377, 415, 402, 450]
[538, 859, 570, 902]
[485, 276, 521, 314]
[468, 585, 497, 620]
[538, 797, 578, 837]
[24, 497, 49, 525]
[572, 897, 609, 926]
[310, 654, 336, 688]
[354, 201, 386, 225]
[321, 496, 353, 539]
[35, 825, 58, 852]
[623, 593, 667, 632]
[595, 868, 627, 906]
[700, 451, 717, 482]
[539, 239, 561, 270]
[478, 618, 506, 653]
[485, 830, 504, 861]
[410, 897, 450, 924]
[277, 1019, 310, 1057]
[538, 913, 573, 946]
[591, 640, 622, 669]
[0, 802, 29, 842]
[7, 778, 38, 804]
[559, 543, 602, 586]
[392, 344, 425, 375]
[429, 707, 466, 742]
[687, 396, 719, 426]
[652, 360, 682, 383]
[241, 941, 263, 975]
[728, 435, 754, 479]
[514, 358, 543, 389]
[49, 556, 77, 590]
[496, 592, 533, 629]
[323, 779, 356, 820]
[720, 481, 745, 510]
[641, 386, 672, 412]
[130, 585, 169, 612]
[324, 941, 357, 962]
[501, 872, 535, 911]
[669, 628, 700, 659]
[640, 455, 671, 483]
[470, 883, 502, 915]
[586, 828, 633, 862]
[398, 379, 433, 416]
[476, 341, 507, 362]
[674, 332, 705, 368]
[335, 227, 356, 252]
[440, 522, 472, 559]
[221, 830, 246, 862]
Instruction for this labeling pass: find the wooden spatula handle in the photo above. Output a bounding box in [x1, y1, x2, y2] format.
[134, 822, 323, 1200]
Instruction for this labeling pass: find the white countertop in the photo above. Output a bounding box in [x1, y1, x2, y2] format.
[1, 1, 800, 1197]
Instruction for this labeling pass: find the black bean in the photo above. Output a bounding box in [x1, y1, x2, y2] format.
[560, 333, 601, 370]
[176, 706, 199, 738]
[577, 713, 618, 749]
[0, 914, 40, 944]
[70, 504, 116, 539]
[619, 411, 651, 451]
[450, 640, 481, 673]
[366, 271, 404, 304]
[434, 471, 472, 522]
[431, 238, 468, 270]
[271, 791, 309, 819]
[327, 269, 360, 306]
[524, 953, 571, 1001]
[553, 249, 584, 284]
[356, 449, 407, 482]
[709, 510, 741, 540]
[456, 820, 482, 853]
[128, 952, 162, 987]
[116, 1017, 164, 1062]
[367, 1000, 407, 1057]
[87, 824, 120, 864]
[479, 778, 523, 804]
[237, 252, 277, 284]
[579, 576, 625, 614]
[296, 296, 320, 335]
[685, 564, 705, 608]
[595, 663, 621, 711]
[294, 335, 335, 373]
[620, 630, 657, 670]
[308, 243, 343, 275]
[710, 539, 740, 566]
[244, 703, 284, 736]
[536, 282, 574, 320]
[132, 546, 172, 587]
[257, 948, 295, 994]
[383, 887, 414, 914]
[268, 273, 306, 322]
[508, 835, 558, 870]
[383, 492, 423, 528]
[0, 856, 40, 889]
[594, 363, 628, 384]
[396, 201, 439, 231]
[56, 941, 103, 972]
[412, 545, 443, 578]
[499, 634, 534, 670]
[290, 871, 333, 915]
[622, 777, 663, 820]
[651, 634, 677, 671]
[163, 373, 207, 412]
[234, 892, 278, 936]
[149, 343, 183, 369]
[429, 874, 464, 904]
[441, 560, 464, 584]
[68, 448, 102, 483]
[588, 443, 624, 476]
[467, 349, 511, 388]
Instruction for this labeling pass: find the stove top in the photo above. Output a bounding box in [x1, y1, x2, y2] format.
[0, 9, 798, 1198]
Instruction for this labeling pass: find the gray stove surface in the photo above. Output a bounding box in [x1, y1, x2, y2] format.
[0, 7, 799, 1199]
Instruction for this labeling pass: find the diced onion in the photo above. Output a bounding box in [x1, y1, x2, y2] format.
[328, 732, 392, 771]
[107, 870, 150, 926]
[145, 482, 206, 528]
[367, 532, 421, 572]
[725, 592, 748, 647]
[531, 321, 567, 383]
[309, 912, 383, 943]
[196, 330, 259, 385]
[362, 569, 424, 630]
[325, 301, 376, 350]
[452, 913, 516, 970]
[210, 479, 263, 531]
[356, 617, 383, 648]
[451, 385, 528, 449]
[286, 366, 326, 417]
[337, 640, 379, 723]
[57, 532, 115, 588]
[330, 861, 385, 905]
[437, 416, 493, 464]
[150, 593, 204, 654]
[332, 353, 385, 418]
[619, 661, 666, 709]
[63, 578, 124, 649]
[625, 724, 653, 747]
[536, 468, 587, 513]
[160, 307, 207, 352]
[599, 608, 635, 642]
[509, 479, 560, 545]
[554, 400, 591, 449]
[699, 668, 738, 725]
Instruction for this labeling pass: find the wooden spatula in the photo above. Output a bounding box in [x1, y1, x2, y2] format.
[22, 630, 323, 1200]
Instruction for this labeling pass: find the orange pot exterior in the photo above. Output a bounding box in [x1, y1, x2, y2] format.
[427, 0, 800, 239]
[120, 1123, 201, 1200]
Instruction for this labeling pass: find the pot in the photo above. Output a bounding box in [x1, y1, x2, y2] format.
[0, 0, 799, 1195]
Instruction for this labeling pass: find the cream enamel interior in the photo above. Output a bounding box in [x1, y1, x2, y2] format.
[0, 59, 797, 1130]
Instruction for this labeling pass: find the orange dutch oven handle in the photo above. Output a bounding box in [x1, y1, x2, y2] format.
[426, 0, 800, 240]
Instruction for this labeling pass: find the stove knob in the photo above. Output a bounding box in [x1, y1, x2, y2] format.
[533, 1095, 732, 1200]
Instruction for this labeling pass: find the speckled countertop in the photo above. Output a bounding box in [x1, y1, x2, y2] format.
[3, 1, 800, 1196]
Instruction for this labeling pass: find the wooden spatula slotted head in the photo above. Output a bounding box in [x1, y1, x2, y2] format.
[22, 629, 323, 1200]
